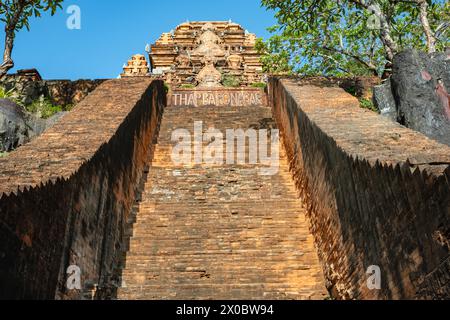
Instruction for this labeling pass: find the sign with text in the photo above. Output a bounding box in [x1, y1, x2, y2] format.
[170, 88, 267, 107]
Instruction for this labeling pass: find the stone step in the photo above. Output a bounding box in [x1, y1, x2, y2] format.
[117, 105, 326, 300]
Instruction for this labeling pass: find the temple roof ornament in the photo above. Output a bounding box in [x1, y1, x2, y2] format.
[245, 33, 257, 46]
[226, 22, 241, 31]
[201, 22, 216, 31]
[177, 22, 193, 31]
[121, 54, 150, 78]
[156, 33, 173, 45]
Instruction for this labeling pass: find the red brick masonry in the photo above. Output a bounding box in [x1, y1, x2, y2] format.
[0, 75, 448, 300]
[0, 78, 165, 299]
[270, 77, 450, 299]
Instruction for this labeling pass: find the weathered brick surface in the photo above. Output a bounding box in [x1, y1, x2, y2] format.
[269, 77, 450, 300]
[0, 78, 165, 299]
[2, 74, 447, 300]
[269, 76, 380, 99]
[117, 102, 327, 300]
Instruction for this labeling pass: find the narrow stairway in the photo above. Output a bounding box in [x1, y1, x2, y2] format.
[117, 104, 327, 300]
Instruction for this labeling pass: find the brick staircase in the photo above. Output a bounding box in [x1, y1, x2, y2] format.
[117, 104, 327, 300]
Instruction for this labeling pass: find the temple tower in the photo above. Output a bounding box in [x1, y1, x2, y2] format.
[148, 21, 264, 87]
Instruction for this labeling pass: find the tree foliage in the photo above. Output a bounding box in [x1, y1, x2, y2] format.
[259, 0, 449, 77]
[0, 0, 64, 77]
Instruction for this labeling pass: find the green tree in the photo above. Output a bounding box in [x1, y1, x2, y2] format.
[255, 37, 293, 74]
[260, 0, 449, 77]
[0, 0, 64, 78]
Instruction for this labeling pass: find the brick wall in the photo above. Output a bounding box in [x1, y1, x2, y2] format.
[269, 77, 450, 300]
[0, 78, 165, 299]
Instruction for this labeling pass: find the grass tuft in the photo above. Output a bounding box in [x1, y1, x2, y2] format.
[26, 98, 63, 119]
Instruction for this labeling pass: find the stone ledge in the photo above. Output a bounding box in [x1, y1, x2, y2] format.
[279, 78, 450, 176]
[0, 78, 156, 197]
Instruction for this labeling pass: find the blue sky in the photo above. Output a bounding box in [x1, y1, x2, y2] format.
[1, 0, 277, 80]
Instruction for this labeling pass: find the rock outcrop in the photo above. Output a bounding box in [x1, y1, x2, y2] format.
[0, 99, 28, 152]
[0, 98, 67, 152]
[46, 79, 106, 106]
[373, 49, 450, 146]
[1, 72, 106, 108]
[0, 75, 48, 106]
[373, 79, 397, 121]
[0, 70, 105, 152]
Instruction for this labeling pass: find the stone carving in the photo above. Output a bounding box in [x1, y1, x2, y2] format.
[175, 52, 191, 68]
[227, 54, 243, 70]
[121, 54, 150, 77]
[192, 25, 227, 87]
[196, 57, 222, 87]
[192, 30, 225, 58]
[197, 29, 222, 45]
[165, 72, 173, 84]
